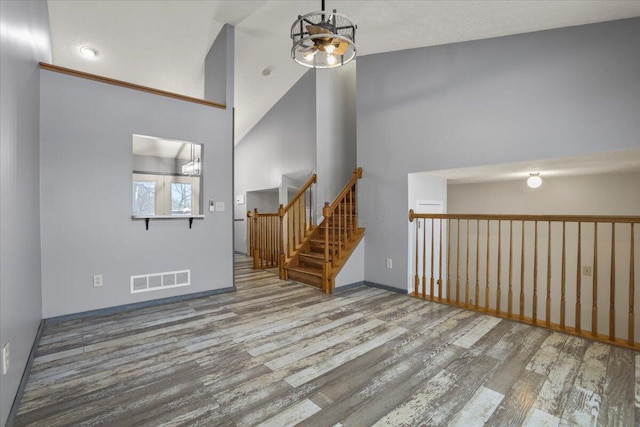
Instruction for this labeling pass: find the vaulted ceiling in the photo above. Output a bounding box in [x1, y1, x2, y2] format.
[46, 1, 640, 144]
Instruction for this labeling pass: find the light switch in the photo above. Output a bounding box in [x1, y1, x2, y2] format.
[215, 202, 225, 212]
[209, 200, 215, 212]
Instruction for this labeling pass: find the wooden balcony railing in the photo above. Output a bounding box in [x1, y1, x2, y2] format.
[408, 211, 640, 350]
[247, 174, 317, 274]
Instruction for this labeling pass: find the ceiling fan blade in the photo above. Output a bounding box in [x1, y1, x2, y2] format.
[306, 24, 331, 35]
[332, 40, 350, 56]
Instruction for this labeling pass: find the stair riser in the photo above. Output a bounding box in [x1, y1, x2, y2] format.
[299, 257, 325, 268]
[287, 270, 322, 288]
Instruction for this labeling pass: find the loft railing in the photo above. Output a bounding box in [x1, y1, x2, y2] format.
[320, 167, 363, 292]
[247, 174, 317, 273]
[408, 211, 639, 350]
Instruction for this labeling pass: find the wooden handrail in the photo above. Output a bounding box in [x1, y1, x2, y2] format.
[282, 174, 317, 213]
[409, 211, 640, 224]
[248, 212, 279, 218]
[408, 210, 640, 351]
[40, 62, 226, 109]
[328, 167, 363, 212]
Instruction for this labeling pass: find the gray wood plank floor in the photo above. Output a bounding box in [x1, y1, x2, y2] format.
[15, 255, 639, 426]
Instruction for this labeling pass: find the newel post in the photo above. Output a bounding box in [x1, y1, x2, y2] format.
[278, 204, 286, 279]
[322, 202, 332, 293]
[323, 202, 332, 262]
[252, 208, 260, 270]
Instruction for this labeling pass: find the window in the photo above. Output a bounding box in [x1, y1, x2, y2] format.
[171, 182, 192, 215]
[132, 134, 202, 216]
[132, 173, 199, 216]
[132, 181, 156, 216]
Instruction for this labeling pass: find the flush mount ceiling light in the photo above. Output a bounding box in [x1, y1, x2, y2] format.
[291, 0, 357, 69]
[527, 173, 542, 189]
[79, 45, 98, 59]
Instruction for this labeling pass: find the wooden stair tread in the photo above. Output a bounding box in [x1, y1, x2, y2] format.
[286, 265, 323, 276]
[309, 238, 344, 246]
[299, 252, 326, 260]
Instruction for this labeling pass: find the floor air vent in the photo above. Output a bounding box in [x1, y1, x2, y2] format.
[130, 270, 190, 294]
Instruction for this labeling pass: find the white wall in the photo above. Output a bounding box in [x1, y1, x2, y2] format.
[0, 1, 51, 423]
[407, 174, 448, 293]
[40, 70, 234, 318]
[448, 171, 640, 215]
[357, 18, 640, 291]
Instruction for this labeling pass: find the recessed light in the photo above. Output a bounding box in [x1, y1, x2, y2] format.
[79, 46, 98, 59]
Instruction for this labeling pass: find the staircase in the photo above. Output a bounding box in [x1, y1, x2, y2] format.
[285, 168, 365, 293]
[248, 168, 364, 294]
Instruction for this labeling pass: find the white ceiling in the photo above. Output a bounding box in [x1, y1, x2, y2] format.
[420, 148, 640, 184]
[46, 1, 640, 145]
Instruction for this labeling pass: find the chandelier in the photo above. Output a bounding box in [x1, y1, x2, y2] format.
[291, 0, 357, 69]
[182, 143, 201, 176]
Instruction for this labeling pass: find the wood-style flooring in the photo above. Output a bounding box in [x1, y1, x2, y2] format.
[15, 255, 639, 426]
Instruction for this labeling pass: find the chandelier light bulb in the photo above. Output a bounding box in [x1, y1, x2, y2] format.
[327, 54, 337, 65]
[303, 50, 316, 60]
[325, 44, 335, 54]
[527, 173, 542, 189]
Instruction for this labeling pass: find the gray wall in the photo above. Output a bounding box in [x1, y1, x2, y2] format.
[316, 62, 357, 208]
[40, 70, 234, 318]
[0, 1, 51, 423]
[204, 24, 234, 107]
[246, 189, 280, 214]
[234, 71, 317, 253]
[357, 18, 640, 291]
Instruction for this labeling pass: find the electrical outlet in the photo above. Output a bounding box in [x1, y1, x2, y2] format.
[2, 342, 9, 375]
[93, 274, 103, 287]
[386, 258, 392, 269]
[582, 266, 593, 276]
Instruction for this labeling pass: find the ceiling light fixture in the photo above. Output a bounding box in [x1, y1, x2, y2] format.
[182, 143, 201, 176]
[527, 173, 542, 189]
[79, 45, 98, 59]
[291, 0, 357, 69]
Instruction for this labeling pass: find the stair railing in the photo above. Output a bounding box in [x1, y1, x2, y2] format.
[247, 210, 279, 269]
[408, 211, 640, 351]
[247, 174, 317, 275]
[321, 167, 363, 292]
[278, 174, 317, 278]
